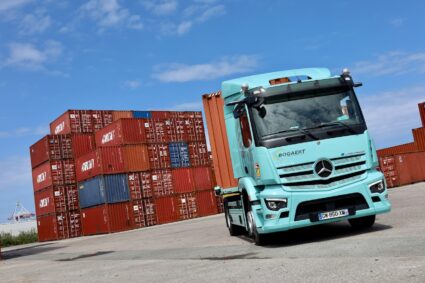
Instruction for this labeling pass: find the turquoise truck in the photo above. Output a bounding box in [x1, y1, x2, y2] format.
[203, 68, 391, 245]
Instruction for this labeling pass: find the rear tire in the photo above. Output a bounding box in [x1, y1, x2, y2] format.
[349, 215, 376, 229]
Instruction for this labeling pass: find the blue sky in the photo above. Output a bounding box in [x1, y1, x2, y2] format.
[0, 0, 424, 221]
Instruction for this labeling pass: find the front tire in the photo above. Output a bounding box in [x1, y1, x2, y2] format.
[349, 215, 376, 229]
[246, 210, 267, 246]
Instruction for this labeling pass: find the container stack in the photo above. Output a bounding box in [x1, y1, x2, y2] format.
[30, 109, 219, 241]
[377, 102, 425, 188]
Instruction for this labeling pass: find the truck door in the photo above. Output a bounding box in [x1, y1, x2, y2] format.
[237, 106, 255, 178]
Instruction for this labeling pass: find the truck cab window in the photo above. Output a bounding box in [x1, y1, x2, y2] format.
[239, 110, 252, 148]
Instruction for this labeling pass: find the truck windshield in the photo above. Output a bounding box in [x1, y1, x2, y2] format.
[251, 89, 365, 140]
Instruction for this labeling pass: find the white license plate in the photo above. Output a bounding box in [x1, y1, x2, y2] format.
[318, 209, 349, 221]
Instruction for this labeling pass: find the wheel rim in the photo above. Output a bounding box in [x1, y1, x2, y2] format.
[247, 211, 254, 236]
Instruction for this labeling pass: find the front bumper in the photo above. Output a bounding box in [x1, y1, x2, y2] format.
[254, 171, 391, 234]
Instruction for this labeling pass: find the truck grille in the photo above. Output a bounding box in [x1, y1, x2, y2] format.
[294, 193, 369, 221]
[277, 153, 367, 189]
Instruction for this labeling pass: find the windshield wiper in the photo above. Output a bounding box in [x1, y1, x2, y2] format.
[263, 127, 319, 140]
[310, 121, 357, 134]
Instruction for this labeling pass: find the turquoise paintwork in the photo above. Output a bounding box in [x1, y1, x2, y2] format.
[220, 68, 391, 234]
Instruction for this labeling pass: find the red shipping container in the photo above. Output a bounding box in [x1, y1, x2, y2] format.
[188, 142, 209, 166]
[34, 186, 67, 216]
[81, 202, 133, 236]
[143, 198, 157, 226]
[122, 145, 150, 172]
[95, 119, 146, 147]
[196, 190, 218, 217]
[131, 200, 146, 228]
[418, 102, 425, 127]
[413, 127, 425, 151]
[68, 211, 82, 238]
[151, 169, 174, 197]
[141, 171, 153, 198]
[128, 172, 143, 200]
[168, 117, 187, 142]
[155, 196, 179, 224]
[192, 167, 213, 191]
[30, 135, 62, 168]
[62, 134, 96, 159]
[32, 160, 65, 191]
[172, 168, 195, 193]
[394, 152, 425, 186]
[76, 147, 124, 181]
[66, 185, 80, 211]
[151, 111, 171, 120]
[112, 111, 133, 121]
[50, 110, 83, 135]
[377, 142, 418, 159]
[92, 110, 113, 132]
[148, 144, 171, 169]
[175, 192, 198, 220]
[37, 213, 69, 242]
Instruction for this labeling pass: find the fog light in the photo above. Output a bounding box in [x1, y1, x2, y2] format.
[265, 198, 287, 211]
[265, 214, 277, 219]
[369, 180, 385, 194]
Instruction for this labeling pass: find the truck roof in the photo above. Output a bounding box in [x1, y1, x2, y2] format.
[221, 68, 332, 99]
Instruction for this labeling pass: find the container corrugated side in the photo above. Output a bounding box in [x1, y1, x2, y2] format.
[196, 190, 218, 216]
[377, 142, 418, 158]
[112, 110, 133, 121]
[30, 135, 61, 168]
[81, 202, 133, 236]
[37, 213, 70, 242]
[122, 144, 150, 172]
[133, 111, 152, 119]
[154, 196, 179, 224]
[202, 91, 238, 189]
[78, 174, 130, 208]
[172, 168, 195, 193]
[191, 166, 213, 191]
[413, 127, 425, 151]
[95, 119, 146, 147]
[394, 152, 425, 186]
[419, 102, 425, 127]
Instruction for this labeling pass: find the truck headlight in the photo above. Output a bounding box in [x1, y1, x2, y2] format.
[265, 198, 287, 211]
[369, 180, 385, 194]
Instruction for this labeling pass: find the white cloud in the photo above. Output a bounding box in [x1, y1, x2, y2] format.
[153, 55, 257, 83]
[124, 79, 141, 89]
[143, 0, 178, 16]
[390, 17, 404, 28]
[359, 86, 425, 148]
[0, 0, 33, 13]
[19, 10, 51, 34]
[351, 51, 425, 77]
[161, 21, 193, 36]
[81, 0, 143, 31]
[3, 40, 63, 71]
[0, 156, 32, 191]
[196, 4, 225, 22]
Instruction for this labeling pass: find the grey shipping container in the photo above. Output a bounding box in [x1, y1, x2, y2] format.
[78, 174, 130, 208]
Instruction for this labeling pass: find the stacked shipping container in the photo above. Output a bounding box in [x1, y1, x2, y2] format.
[377, 102, 425, 188]
[31, 109, 219, 241]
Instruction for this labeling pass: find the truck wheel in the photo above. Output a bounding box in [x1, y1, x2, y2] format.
[247, 210, 266, 246]
[224, 201, 243, 236]
[348, 215, 376, 229]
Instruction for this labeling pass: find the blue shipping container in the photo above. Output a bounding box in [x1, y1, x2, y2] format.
[133, 111, 152, 119]
[169, 142, 190, 168]
[78, 174, 130, 208]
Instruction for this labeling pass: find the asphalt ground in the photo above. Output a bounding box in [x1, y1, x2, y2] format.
[1, 182, 425, 283]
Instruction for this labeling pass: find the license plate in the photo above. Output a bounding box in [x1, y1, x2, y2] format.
[318, 209, 349, 221]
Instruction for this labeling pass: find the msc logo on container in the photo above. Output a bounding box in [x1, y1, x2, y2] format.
[37, 172, 47, 183]
[39, 197, 49, 208]
[54, 121, 65, 134]
[101, 130, 115, 144]
[81, 159, 95, 172]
